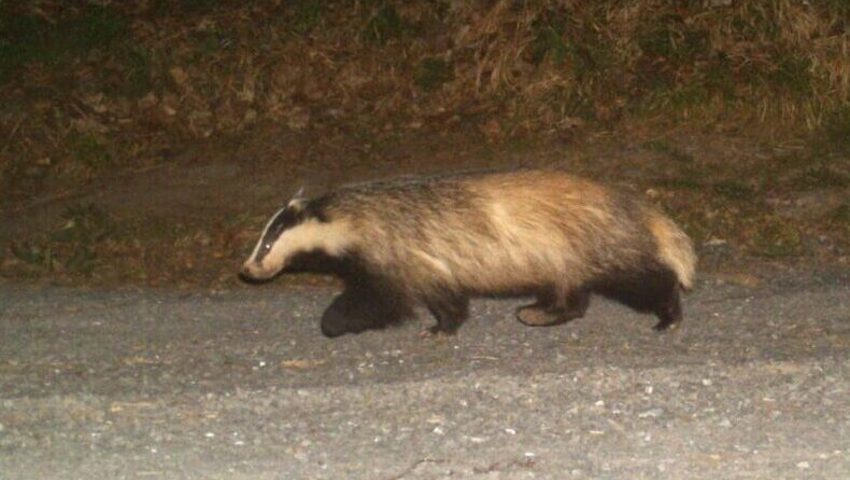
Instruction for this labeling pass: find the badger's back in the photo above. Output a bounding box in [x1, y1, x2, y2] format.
[319, 170, 694, 300]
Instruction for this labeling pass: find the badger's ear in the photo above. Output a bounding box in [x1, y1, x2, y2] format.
[286, 185, 307, 209]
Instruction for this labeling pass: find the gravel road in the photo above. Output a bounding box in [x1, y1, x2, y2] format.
[1, 272, 849, 479]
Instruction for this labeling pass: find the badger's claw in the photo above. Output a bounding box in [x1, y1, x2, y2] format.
[419, 326, 455, 338]
[515, 305, 564, 326]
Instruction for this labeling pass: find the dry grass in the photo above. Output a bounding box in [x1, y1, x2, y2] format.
[3, 1, 848, 174]
[2, 1, 849, 284]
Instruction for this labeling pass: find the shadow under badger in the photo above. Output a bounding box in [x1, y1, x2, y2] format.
[239, 170, 696, 337]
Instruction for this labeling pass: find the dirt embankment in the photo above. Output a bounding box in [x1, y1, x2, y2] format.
[1, 1, 849, 288]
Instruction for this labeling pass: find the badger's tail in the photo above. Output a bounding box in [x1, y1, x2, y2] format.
[647, 214, 697, 291]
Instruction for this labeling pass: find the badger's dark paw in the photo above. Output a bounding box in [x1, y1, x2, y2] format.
[652, 288, 683, 332]
[421, 324, 459, 337]
[319, 292, 365, 337]
[515, 305, 564, 326]
[320, 320, 347, 337]
[320, 286, 412, 337]
[652, 318, 681, 331]
[320, 309, 355, 337]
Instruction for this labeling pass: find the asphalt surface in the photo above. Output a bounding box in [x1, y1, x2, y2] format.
[1, 272, 849, 479]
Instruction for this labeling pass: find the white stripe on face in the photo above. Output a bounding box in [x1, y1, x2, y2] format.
[247, 207, 287, 264]
[241, 218, 353, 280]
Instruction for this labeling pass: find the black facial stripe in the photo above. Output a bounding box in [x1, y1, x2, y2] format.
[252, 197, 332, 263]
[255, 206, 304, 263]
[308, 196, 332, 222]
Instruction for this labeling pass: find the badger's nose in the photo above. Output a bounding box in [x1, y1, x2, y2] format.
[238, 265, 261, 284]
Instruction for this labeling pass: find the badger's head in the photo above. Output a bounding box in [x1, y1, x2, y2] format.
[239, 195, 351, 283]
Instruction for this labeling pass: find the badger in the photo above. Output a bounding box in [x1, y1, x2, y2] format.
[239, 169, 696, 337]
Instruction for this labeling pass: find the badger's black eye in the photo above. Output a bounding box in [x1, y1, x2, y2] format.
[262, 242, 272, 253]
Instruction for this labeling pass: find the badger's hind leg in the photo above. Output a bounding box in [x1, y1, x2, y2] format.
[651, 286, 682, 331]
[516, 287, 590, 327]
[593, 263, 683, 331]
[424, 289, 470, 335]
[320, 281, 412, 337]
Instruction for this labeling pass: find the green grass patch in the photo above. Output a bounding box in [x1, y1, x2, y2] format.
[703, 54, 737, 100]
[151, 0, 219, 14]
[627, 6, 822, 121]
[290, 0, 325, 34]
[10, 203, 112, 276]
[789, 164, 850, 190]
[654, 177, 703, 191]
[732, 51, 814, 100]
[528, 6, 621, 122]
[52, 204, 111, 274]
[826, 204, 850, 247]
[771, 153, 812, 170]
[364, 3, 405, 44]
[818, 106, 850, 155]
[415, 57, 453, 91]
[72, 6, 127, 50]
[68, 133, 112, 170]
[9, 242, 56, 272]
[662, 201, 711, 247]
[829, 204, 850, 224]
[766, 55, 813, 98]
[750, 216, 803, 258]
[531, 10, 570, 66]
[0, 5, 128, 84]
[180, 0, 219, 12]
[638, 15, 710, 62]
[635, 14, 711, 94]
[52, 204, 112, 244]
[192, 30, 226, 57]
[712, 181, 754, 200]
[824, 0, 850, 17]
[0, 15, 45, 83]
[126, 47, 154, 97]
[730, 7, 779, 42]
[660, 83, 711, 110]
[643, 139, 694, 163]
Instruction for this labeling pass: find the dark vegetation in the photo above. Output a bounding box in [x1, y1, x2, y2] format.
[1, 0, 848, 286]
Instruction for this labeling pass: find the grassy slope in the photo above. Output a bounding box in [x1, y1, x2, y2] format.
[1, 0, 848, 286]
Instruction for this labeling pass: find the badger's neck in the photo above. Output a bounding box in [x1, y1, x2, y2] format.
[291, 217, 354, 258]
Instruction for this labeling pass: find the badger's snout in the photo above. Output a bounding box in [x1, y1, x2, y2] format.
[238, 262, 273, 284]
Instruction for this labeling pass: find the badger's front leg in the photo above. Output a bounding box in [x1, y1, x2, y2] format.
[320, 288, 363, 337]
[516, 287, 590, 327]
[320, 280, 412, 337]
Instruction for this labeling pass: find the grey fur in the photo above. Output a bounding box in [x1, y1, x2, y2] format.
[240, 169, 697, 336]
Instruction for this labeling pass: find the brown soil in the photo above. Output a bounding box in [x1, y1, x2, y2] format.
[2, 120, 848, 290]
[2, 2, 849, 290]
